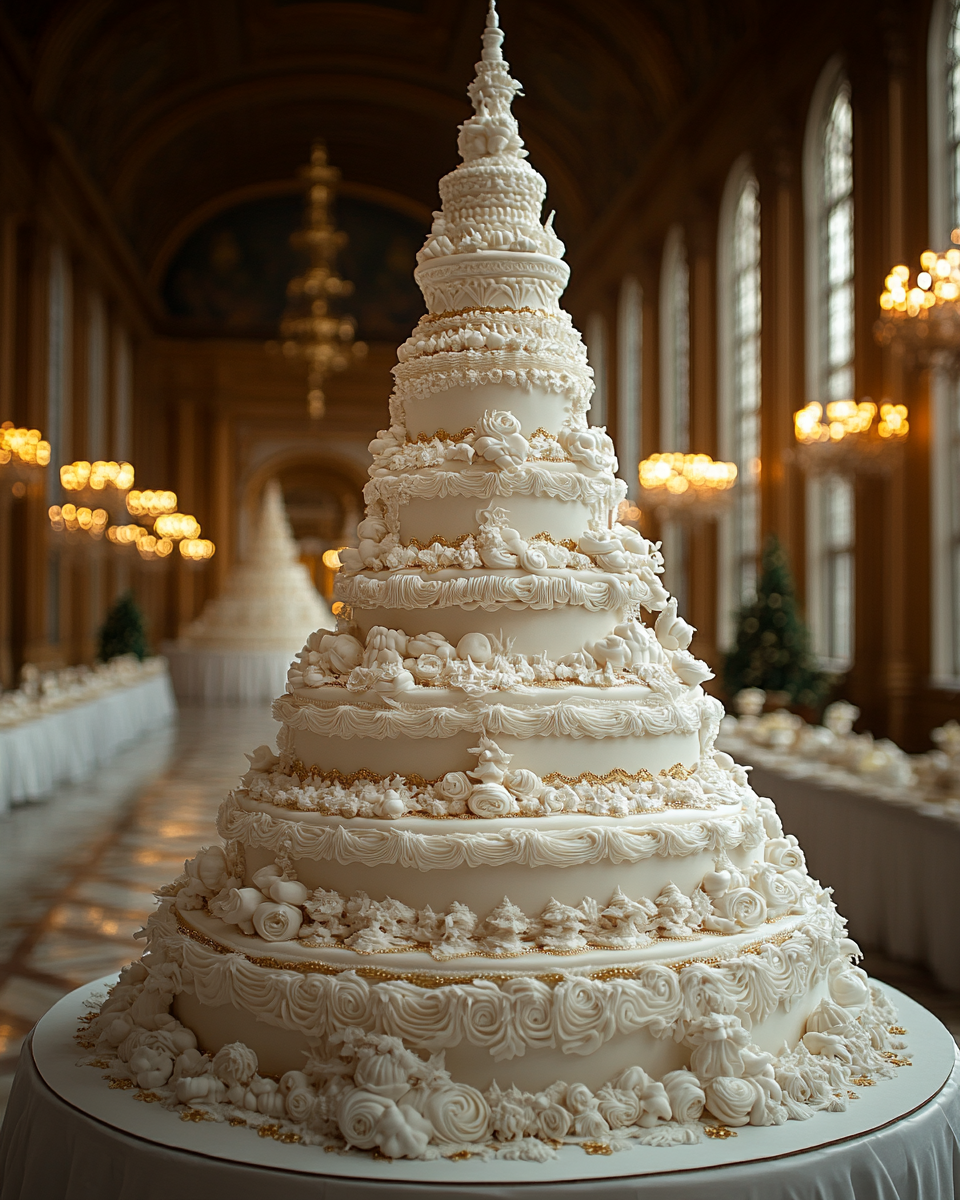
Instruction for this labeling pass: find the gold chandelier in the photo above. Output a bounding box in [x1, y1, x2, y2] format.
[792, 398, 908, 475]
[875, 232, 960, 368]
[279, 142, 366, 419]
[638, 452, 738, 521]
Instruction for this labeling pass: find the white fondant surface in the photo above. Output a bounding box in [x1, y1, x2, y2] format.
[26, 977, 959, 1189]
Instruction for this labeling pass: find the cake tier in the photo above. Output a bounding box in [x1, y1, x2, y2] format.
[401, 382, 576, 441]
[220, 793, 762, 918]
[274, 688, 704, 779]
[141, 901, 846, 1097]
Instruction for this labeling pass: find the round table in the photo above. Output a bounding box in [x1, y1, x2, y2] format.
[1, 979, 959, 1200]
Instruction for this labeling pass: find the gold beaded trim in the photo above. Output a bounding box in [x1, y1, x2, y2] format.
[174, 914, 798, 988]
[531, 531, 578, 550]
[402, 532, 474, 551]
[418, 306, 552, 324]
[414, 427, 474, 444]
[286, 760, 685, 790]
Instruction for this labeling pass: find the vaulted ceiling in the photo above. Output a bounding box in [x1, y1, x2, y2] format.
[0, 0, 763, 311]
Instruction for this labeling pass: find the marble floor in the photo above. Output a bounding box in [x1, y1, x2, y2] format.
[1, 703, 959, 1124]
[0, 703, 277, 1120]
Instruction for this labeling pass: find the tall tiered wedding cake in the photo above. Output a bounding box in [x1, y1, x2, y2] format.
[176, 480, 330, 652]
[84, 3, 904, 1161]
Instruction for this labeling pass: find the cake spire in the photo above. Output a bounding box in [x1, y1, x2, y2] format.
[458, 0, 526, 163]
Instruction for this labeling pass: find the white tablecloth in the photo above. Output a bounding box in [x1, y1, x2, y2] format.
[162, 644, 292, 704]
[0, 669, 177, 815]
[748, 764, 960, 992]
[1, 1034, 958, 1200]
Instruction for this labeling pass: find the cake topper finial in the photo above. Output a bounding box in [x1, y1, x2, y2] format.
[457, 0, 526, 162]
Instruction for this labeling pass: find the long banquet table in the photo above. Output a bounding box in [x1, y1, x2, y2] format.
[0, 662, 177, 814]
[734, 754, 960, 992]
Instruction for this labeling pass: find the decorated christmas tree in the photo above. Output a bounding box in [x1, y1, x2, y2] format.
[97, 591, 148, 662]
[723, 535, 830, 708]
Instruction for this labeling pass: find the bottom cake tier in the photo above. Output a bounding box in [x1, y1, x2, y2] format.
[79, 899, 909, 1160]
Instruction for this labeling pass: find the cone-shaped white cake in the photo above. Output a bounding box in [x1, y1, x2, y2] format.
[177, 480, 330, 652]
[86, 3, 903, 1161]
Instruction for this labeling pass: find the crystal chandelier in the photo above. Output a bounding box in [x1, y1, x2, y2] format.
[875, 232, 960, 368]
[638, 452, 738, 521]
[792, 397, 908, 475]
[1, 422, 50, 496]
[278, 142, 366, 419]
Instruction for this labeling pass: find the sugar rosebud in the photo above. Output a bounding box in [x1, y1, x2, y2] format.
[252, 902, 303, 942]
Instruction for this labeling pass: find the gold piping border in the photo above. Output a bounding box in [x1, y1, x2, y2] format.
[174, 914, 797, 989]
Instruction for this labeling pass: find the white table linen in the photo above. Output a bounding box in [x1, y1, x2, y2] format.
[1, 1036, 958, 1200]
[162, 644, 293, 704]
[0, 669, 176, 814]
[748, 764, 960, 991]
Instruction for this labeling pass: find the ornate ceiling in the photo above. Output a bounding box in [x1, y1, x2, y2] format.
[1, 0, 761, 313]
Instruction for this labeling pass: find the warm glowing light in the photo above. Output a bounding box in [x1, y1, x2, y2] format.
[154, 513, 201, 540]
[49, 504, 108, 537]
[322, 547, 346, 569]
[617, 500, 642, 522]
[878, 402, 909, 439]
[793, 398, 882, 445]
[638, 452, 738, 495]
[331, 601, 346, 616]
[179, 537, 216, 561]
[60, 460, 134, 492]
[126, 489, 177, 518]
[0, 422, 51, 467]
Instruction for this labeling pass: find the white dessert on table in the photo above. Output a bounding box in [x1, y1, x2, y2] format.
[175, 479, 330, 653]
[81, 1, 907, 1162]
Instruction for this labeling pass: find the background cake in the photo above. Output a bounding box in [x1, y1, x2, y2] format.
[83, 2, 904, 1161]
[174, 480, 330, 652]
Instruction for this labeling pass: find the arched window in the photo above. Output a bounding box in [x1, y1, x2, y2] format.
[929, 0, 960, 683]
[617, 276, 642, 497]
[659, 225, 690, 453]
[585, 311, 607, 428]
[804, 63, 856, 670]
[659, 226, 691, 611]
[718, 161, 762, 647]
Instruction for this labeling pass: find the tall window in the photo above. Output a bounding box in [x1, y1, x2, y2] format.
[87, 291, 106, 461]
[659, 226, 691, 612]
[617, 276, 642, 497]
[930, 0, 960, 681]
[804, 63, 855, 669]
[585, 312, 607, 427]
[46, 244, 71, 645]
[659, 225, 690, 453]
[114, 327, 132, 462]
[718, 163, 761, 647]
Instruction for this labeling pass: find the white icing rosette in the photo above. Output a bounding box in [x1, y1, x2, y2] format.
[208, 886, 265, 929]
[559, 427, 616, 472]
[379, 985, 459, 1052]
[704, 1075, 765, 1126]
[751, 864, 800, 916]
[411, 653, 445, 683]
[467, 783, 517, 818]
[252, 901, 303, 942]
[326, 973, 377, 1029]
[662, 1068, 705, 1124]
[764, 835, 806, 873]
[534, 1102, 572, 1140]
[687, 1014, 751, 1081]
[503, 768, 544, 799]
[712, 886, 767, 929]
[212, 1042, 258, 1087]
[417, 1083, 492, 1144]
[553, 977, 614, 1056]
[596, 1085, 641, 1129]
[284, 1086, 317, 1123]
[337, 1088, 392, 1150]
[474, 410, 529, 469]
[436, 771, 472, 803]
[573, 1109, 611, 1138]
[320, 634, 364, 674]
[502, 977, 556, 1050]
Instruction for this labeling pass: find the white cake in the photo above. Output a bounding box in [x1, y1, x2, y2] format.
[176, 480, 331, 652]
[83, 3, 905, 1161]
